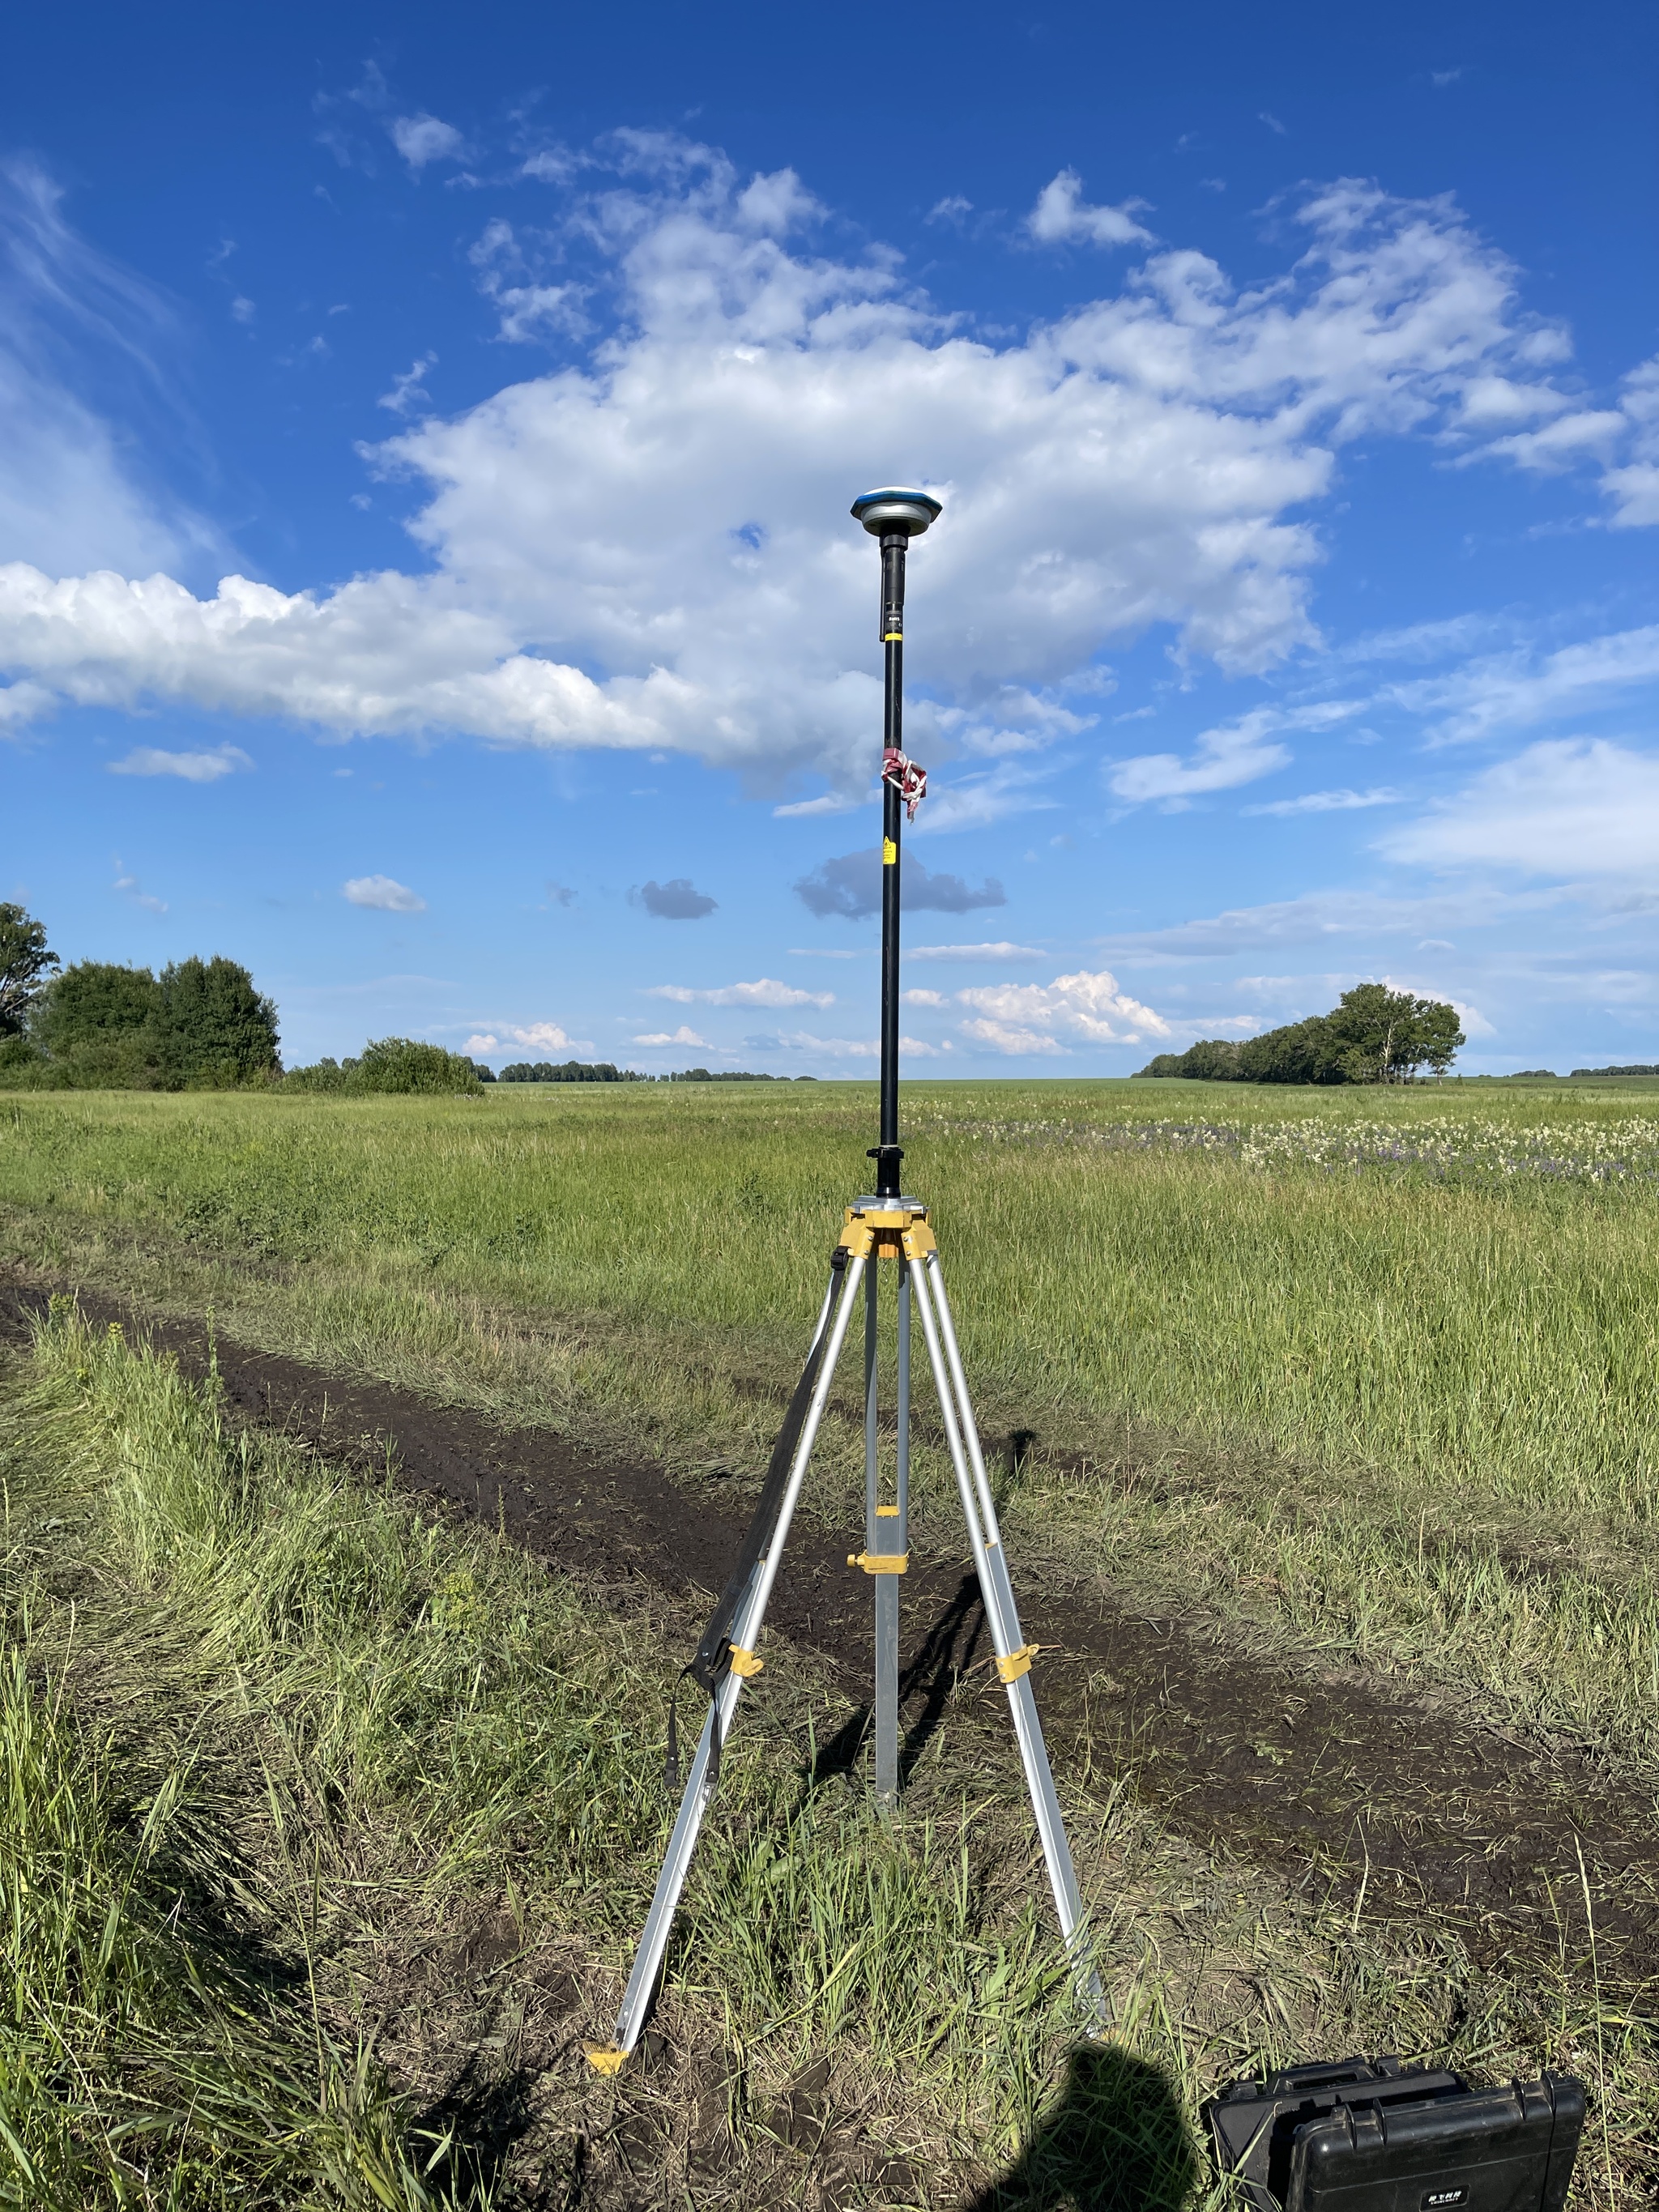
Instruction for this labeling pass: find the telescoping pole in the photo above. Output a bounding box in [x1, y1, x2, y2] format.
[876, 529, 906, 1198]
[849, 488, 940, 1200]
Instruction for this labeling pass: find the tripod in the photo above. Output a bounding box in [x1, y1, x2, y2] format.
[586, 489, 1103, 2074]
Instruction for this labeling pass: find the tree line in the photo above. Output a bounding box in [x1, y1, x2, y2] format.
[0, 904, 281, 1089]
[0, 905, 492, 1094]
[1137, 984, 1465, 1085]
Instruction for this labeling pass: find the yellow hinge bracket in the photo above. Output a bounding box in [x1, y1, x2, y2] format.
[848, 1551, 910, 1575]
[996, 1643, 1038, 1684]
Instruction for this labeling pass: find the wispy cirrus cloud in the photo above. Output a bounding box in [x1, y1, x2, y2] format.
[644, 977, 833, 1008]
[1380, 738, 1659, 876]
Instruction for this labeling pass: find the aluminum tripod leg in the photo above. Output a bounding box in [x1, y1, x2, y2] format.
[591, 1251, 868, 2067]
[910, 1251, 1105, 2024]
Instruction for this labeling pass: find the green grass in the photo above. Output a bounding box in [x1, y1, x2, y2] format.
[1, 1304, 1645, 2208]
[6, 1080, 1659, 1771]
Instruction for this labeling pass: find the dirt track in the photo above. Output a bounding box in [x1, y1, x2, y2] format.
[4, 1272, 1655, 1995]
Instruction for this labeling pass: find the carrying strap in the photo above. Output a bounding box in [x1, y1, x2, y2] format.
[665, 1245, 851, 1795]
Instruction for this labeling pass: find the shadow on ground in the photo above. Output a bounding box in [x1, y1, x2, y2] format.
[967, 2043, 1199, 2212]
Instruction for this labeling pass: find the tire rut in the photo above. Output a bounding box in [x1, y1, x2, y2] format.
[5, 1274, 1655, 1994]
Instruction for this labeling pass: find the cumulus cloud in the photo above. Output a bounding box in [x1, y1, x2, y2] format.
[343, 874, 425, 912]
[390, 114, 466, 171]
[953, 967, 1172, 1053]
[0, 147, 1617, 787]
[633, 876, 717, 919]
[1380, 738, 1659, 876]
[795, 849, 1005, 918]
[463, 1033, 498, 1053]
[1026, 170, 1154, 249]
[633, 1025, 710, 1046]
[107, 742, 251, 781]
[489, 1020, 594, 1051]
[645, 977, 832, 1008]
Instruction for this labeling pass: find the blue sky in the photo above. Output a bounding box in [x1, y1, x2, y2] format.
[2, 0, 1656, 1076]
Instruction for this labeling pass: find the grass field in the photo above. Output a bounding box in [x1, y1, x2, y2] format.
[1, 1078, 1656, 2205]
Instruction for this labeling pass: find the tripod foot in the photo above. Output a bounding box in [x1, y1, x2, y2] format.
[584, 2043, 628, 2077]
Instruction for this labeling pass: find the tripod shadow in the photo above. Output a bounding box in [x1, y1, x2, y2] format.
[967, 2042, 1200, 2212]
[804, 1571, 992, 1796]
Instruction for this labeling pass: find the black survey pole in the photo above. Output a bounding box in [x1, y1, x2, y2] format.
[877, 531, 906, 1194]
[851, 487, 943, 1200]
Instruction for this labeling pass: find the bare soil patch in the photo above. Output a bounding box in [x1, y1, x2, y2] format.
[4, 1272, 1654, 2001]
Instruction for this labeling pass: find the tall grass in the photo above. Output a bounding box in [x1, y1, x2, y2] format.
[0, 1306, 1649, 2206]
[6, 1082, 1659, 1767]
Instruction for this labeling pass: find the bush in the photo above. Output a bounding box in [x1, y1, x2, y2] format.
[280, 1039, 483, 1096]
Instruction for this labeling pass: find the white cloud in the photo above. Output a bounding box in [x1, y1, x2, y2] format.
[1026, 170, 1154, 249]
[960, 1019, 1065, 1055]
[1110, 701, 1364, 803]
[1380, 738, 1659, 876]
[485, 1019, 595, 1052]
[1098, 887, 1567, 960]
[343, 873, 426, 912]
[112, 864, 165, 914]
[0, 156, 223, 578]
[390, 114, 466, 171]
[772, 789, 868, 817]
[645, 976, 833, 1008]
[378, 355, 437, 416]
[633, 1025, 710, 1047]
[108, 742, 251, 782]
[903, 988, 947, 1006]
[0, 149, 1623, 778]
[1602, 356, 1659, 528]
[463, 1033, 498, 1053]
[1383, 625, 1659, 744]
[1243, 785, 1400, 816]
[230, 296, 255, 327]
[907, 940, 1043, 961]
[955, 966, 1172, 1049]
[468, 220, 587, 345]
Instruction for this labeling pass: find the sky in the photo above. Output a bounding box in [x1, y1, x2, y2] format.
[2, 0, 1656, 1078]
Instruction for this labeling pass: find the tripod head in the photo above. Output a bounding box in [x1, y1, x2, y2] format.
[850, 486, 941, 1198]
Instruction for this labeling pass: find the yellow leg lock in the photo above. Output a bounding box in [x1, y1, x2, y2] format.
[728, 1646, 764, 1677]
[996, 1644, 1038, 1684]
[585, 2044, 627, 2076]
[848, 1551, 909, 1574]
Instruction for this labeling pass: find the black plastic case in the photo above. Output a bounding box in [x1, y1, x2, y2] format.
[1205, 2056, 1584, 2212]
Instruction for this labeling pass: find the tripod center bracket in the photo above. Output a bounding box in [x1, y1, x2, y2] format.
[842, 1197, 928, 1259]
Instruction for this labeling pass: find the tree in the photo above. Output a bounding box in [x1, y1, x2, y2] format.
[0, 905, 58, 1038]
[1322, 983, 1464, 1084]
[1139, 986, 1465, 1085]
[33, 964, 164, 1066]
[156, 956, 280, 1087]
